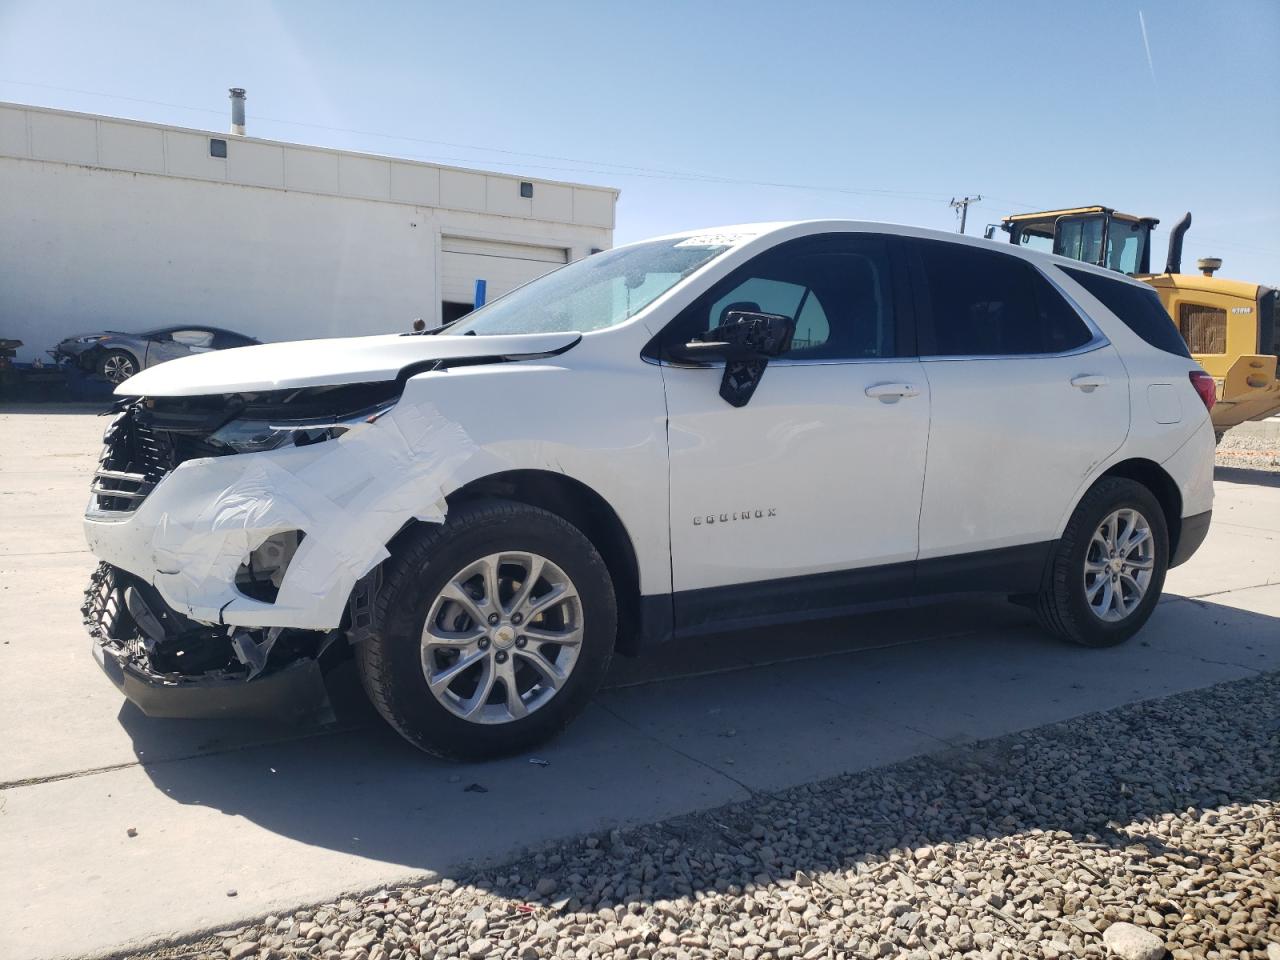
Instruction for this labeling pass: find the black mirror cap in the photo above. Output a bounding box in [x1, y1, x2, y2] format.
[715, 310, 796, 358]
[663, 311, 797, 408]
[664, 311, 796, 364]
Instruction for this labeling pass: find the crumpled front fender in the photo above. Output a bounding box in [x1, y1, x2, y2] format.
[84, 402, 478, 630]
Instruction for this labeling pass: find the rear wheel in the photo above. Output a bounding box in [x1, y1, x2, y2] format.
[1035, 478, 1168, 647]
[356, 499, 616, 760]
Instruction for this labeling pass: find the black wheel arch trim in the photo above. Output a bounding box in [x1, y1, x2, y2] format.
[1170, 510, 1211, 568]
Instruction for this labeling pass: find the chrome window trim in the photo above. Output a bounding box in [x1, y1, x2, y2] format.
[768, 356, 920, 368]
[917, 336, 1112, 363]
[646, 354, 920, 369]
[648, 340, 1111, 368]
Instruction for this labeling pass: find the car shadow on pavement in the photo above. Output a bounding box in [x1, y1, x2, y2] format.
[1214, 465, 1280, 489]
[114, 590, 1280, 897]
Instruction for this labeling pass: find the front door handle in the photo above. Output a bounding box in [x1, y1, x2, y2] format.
[865, 382, 921, 403]
[1070, 375, 1110, 392]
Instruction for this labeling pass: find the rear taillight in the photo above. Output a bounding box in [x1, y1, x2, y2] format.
[1189, 370, 1216, 411]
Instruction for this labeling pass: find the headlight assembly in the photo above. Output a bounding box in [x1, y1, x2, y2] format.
[208, 400, 396, 454]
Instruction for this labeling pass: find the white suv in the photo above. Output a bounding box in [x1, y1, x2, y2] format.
[83, 221, 1216, 759]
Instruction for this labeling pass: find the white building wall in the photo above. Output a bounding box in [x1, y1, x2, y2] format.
[0, 103, 617, 361]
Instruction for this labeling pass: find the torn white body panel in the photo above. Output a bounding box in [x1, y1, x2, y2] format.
[84, 402, 478, 629]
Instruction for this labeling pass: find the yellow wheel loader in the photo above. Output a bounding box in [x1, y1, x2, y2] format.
[988, 206, 1278, 439]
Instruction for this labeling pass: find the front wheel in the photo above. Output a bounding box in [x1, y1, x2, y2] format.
[356, 499, 616, 760]
[97, 349, 138, 383]
[1035, 478, 1169, 647]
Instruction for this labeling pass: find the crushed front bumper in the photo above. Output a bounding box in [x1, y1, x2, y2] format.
[84, 562, 334, 723]
[93, 638, 331, 722]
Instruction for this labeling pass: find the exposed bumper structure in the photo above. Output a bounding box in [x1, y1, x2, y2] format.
[93, 632, 331, 721]
[84, 562, 335, 722]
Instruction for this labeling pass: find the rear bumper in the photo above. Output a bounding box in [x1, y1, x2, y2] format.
[1171, 510, 1212, 568]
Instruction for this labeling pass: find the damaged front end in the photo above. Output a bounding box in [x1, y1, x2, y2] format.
[83, 561, 339, 723]
[81, 375, 478, 721]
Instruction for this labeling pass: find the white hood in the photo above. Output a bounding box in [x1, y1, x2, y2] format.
[115, 331, 582, 397]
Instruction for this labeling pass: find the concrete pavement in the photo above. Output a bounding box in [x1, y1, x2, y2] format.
[1, 408, 1277, 960]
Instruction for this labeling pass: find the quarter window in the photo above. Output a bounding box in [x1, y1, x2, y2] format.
[912, 240, 1092, 356]
[664, 234, 897, 361]
[1061, 266, 1192, 358]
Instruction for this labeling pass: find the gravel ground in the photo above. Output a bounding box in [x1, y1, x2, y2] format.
[132, 673, 1279, 960]
[1217, 431, 1280, 472]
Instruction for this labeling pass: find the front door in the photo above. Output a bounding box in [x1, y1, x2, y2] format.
[656, 233, 931, 632]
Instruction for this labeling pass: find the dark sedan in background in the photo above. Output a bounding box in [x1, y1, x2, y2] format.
[51, 325, 261, 383]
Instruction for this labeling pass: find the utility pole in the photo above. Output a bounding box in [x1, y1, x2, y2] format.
[949, 195, 982, 234]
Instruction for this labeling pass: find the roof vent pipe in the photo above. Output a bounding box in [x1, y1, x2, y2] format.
[1164, 211, 1192, 274]
[229, 88, 246, 136]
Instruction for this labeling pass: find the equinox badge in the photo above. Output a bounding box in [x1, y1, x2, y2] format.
[693, 508, 777, 526]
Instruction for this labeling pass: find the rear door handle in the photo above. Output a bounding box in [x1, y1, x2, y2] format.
[865, 382, 921, 402]
[1070, 375, 1109, 392]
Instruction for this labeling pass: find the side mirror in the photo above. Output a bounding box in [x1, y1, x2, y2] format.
[666, 311, 796, 407]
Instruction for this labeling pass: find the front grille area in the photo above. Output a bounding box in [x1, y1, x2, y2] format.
[93, 406, 178, 512]
[92, 398, 240, 512]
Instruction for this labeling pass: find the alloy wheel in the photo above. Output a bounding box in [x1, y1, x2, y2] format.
[420, 552, 583, 724]
[1083, 508, 1154, 622]
[102, 354, 136, 383]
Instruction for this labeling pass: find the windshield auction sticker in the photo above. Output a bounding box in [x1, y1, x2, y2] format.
[674, 233, 751, 248]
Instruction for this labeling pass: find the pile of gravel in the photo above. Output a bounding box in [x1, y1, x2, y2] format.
[135, 673, 1279, 960]
[1217, 431, 1280, 472]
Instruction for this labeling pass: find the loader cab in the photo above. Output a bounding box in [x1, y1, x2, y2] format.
[991, 206, 1159, 276]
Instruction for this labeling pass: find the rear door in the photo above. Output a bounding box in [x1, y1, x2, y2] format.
[658, 232, 931, 630]
[906, 238, 1129, 589]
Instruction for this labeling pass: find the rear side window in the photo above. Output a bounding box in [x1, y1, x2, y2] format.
[911, 239, 1092, 356]
[1061, 266, 1191, 358]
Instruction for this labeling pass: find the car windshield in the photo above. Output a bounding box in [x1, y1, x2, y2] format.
[448, 236, 733, 335]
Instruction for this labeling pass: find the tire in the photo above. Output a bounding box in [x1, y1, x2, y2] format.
[1035, 477, 1169, 648]
[356, 499, 616, 760]
[97, 349, 138, 383]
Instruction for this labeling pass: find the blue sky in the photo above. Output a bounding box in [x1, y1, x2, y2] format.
[2, 0, 1277, 281]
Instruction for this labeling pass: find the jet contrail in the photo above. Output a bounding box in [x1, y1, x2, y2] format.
[1138, 10, 1157, 83]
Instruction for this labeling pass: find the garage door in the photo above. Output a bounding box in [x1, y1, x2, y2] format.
[440, 237, 569, 304]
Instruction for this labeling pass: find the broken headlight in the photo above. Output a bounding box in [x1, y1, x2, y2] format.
[208, 400, 396, 454]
